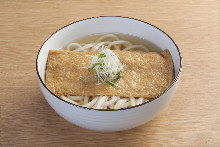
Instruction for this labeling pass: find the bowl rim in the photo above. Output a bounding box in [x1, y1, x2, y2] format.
[36, 16, 182, 111]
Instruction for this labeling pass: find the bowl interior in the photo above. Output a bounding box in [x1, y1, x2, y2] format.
[37, 17, 181, 89]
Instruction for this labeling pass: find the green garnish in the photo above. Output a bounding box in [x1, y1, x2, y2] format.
[114, 71, 122, 83]
[88, 48, 124, 87]
[98, 53, 106, 59]
[88, 63, 99, 71]
[88, 59, 105, 71]
[105, 81, 114, 86]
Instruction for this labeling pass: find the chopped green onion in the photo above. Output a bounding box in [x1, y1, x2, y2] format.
[98, 53, 106, 59]
[114, 71, 122, 83]
[105, 81, 114, 86]
[88, 63, 99, 71]
[88, 48, 124, 86]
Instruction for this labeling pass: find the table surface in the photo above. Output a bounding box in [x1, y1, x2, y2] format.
[1, 0, 219, 146]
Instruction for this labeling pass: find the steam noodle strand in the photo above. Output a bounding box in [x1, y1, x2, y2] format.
[67, 43, 81, 51]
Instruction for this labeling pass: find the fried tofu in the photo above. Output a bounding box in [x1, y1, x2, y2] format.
[45, 49, 174, 98]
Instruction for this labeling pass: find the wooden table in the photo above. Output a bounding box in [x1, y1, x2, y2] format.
[1, 0, 219, 146]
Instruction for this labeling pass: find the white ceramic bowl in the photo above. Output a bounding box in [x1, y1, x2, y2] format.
[36, 16, 182, 132]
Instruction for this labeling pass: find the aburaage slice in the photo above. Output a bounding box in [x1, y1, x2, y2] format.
[45, 49, 174, 98]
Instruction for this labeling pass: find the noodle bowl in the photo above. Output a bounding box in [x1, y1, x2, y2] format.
[37, 16, 181, 131]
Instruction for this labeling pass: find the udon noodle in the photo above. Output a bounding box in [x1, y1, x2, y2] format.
[60, 34, 151, 109]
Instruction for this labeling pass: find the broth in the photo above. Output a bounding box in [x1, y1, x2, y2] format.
[64, 33, 162, 52]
